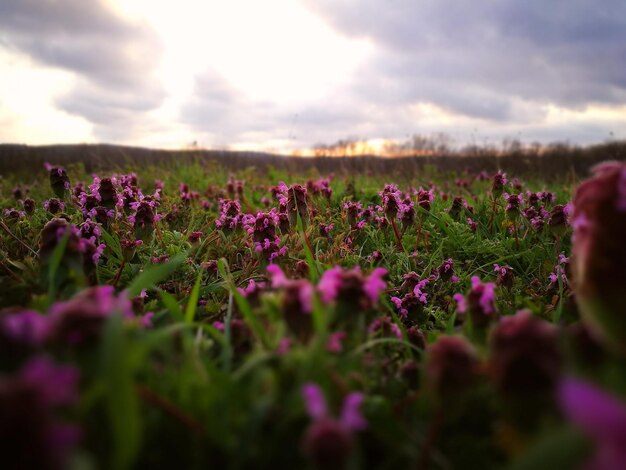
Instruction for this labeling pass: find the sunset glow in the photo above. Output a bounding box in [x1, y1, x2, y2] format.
[1, 0, 625, 150]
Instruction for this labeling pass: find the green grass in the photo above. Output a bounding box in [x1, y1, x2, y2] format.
[0, 159, 617, 470]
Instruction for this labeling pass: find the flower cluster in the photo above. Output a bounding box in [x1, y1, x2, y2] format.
[301, 383, 367, 469]
[453, 276, 497, 328]
[215, 198, 242, 231]
[0, 356, 80, 469]
[318, 266, 387, 310]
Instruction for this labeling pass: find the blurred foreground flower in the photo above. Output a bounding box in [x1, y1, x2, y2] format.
[0, 356, 80, 470]
[453, 276, 497, 329]
[301, 383, 366, 469]
[559, 377, 626, 470]
[571, 162, 626, 351]
[425, 335, 479, 397]
[318, 266, 387, 310]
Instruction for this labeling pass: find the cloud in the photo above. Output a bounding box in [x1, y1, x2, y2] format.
[303, 0, 626, 119]
[0, 0, 165, 139]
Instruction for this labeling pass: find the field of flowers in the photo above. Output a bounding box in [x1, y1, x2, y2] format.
[0, 159, 625, 469]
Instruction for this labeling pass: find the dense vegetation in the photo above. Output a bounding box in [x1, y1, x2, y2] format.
[0, 158, 625, 469]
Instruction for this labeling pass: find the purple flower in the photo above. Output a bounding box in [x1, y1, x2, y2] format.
[187, 231, 203, 243]
[43, 198, 65, 214]
[267, 264, 288, 288]
[368, 316, 403, 339]
[45, 163, 71, 198]
[491, 171, 508, 196]
[318, 266, 387, 309]
[286, 184, 309, 227]
[266, 265, 316, 339]
[326, 332, 346, 353]
[571, 161, 626, 351]
[363, 267, 387, 305]
[489, 310, 561, 397]
[301, 383, 367, 431]
[493, 264, 515, 289]
[453, 276, 497, 328]
[452, 293, 467, 313]
[302, 383, 328, 420]
[0, 355, 80, 469]
[22, 197, 36, 214]
[48, 286, 134, 346]
[436, 258, 459, 283]
[558, 378, 626, 470]
[416, 188, 434, 212]
[379, 184, 402, 219]
[237, 279, 266, 299]
[141, 312, 155, 329]
[318, 267, 342, 304]
[276, 337, 292, 356]
[413, 278, 429, 303]
[1, 310, 50, 347]
[339, 393, 367, 431]
[20, 356, 79, 407]
[426, 335, 479, 396]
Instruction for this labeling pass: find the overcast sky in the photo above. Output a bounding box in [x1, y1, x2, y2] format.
[1, 0, 625, 152]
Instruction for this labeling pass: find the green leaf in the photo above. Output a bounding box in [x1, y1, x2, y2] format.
[100, 226, 122, 260]
[47, 229, 69, 300]
[127, 253, 186, 297]
[295, 203, 320, 283]
[100, 314, 141, 470]
[158, 289, 183, 322]
[218, 258, 268, 347]
[185, 271, 203, 324]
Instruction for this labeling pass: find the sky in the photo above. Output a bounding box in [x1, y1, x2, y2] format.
[0, 0, 625, 153]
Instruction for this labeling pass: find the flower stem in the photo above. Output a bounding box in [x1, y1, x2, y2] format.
[390, 218, 405, 252]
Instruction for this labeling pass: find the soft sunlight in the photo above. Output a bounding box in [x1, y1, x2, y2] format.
[1, 0, 624, 149]
[111, 0, 372, 103]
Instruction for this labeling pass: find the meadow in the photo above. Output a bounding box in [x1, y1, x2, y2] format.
[0, 156, 625, 469]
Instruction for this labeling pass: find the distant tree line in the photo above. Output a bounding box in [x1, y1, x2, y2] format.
[1, 139, 625, 181]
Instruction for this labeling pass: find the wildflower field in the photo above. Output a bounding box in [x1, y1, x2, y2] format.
[1, 158, 625, 470]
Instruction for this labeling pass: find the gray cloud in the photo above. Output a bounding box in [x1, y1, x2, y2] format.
[303, 0, 626, 119]
[0, 0, 164, 138]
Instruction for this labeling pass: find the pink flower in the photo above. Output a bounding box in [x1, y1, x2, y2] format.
[326, 332, 347, 353]
[1, 310, 50, 346]
[20, 356, 79, 407]
[318, 266, 387, 309]
[453, 293, 467, 313]
[266, 264, 288, 288]
[141, 312, 154, 329]
[301, 383, 367, 431]
[363, 267, 388, 305]
[276, 337, 292, 356]
[453, 276, 497, 328]
[572, 161, 626, 350]
[339, 393, 367, 431]
[302, 383, 328, 420]
[412, 279, 429, 303]
[318, 267, 343, 304]
[558, 377, 626, 470]
[1, 355, 81, 468]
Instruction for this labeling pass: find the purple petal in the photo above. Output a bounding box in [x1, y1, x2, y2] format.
[558, 378, 626, 445]
[266, 264, 288, 288]
[302, 383, 327, 420]
[1, 310, 50, 346]
[340, 392, 367, 431]
[318, 267, 342, 304]
[363, 268, 387, 304]
[20, 356, 79, 407]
